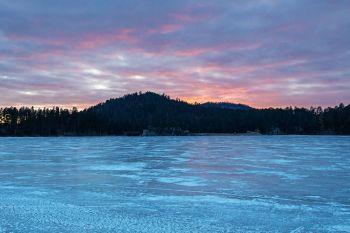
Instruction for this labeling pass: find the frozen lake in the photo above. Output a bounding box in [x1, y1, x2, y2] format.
[0, 136, 349, 232]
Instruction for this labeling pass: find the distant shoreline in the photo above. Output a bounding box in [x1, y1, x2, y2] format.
[1, 92, 349, 136]
[0, 133, 347, 137]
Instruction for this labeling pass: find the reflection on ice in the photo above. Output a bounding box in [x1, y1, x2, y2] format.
[86, 163, 146, 171]
[0, 136, 349, 232]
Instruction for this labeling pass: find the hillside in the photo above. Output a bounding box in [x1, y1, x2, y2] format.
[0, 92, 349, 135]
[84, 92, 246, 134]
[201, 102, 252, 110]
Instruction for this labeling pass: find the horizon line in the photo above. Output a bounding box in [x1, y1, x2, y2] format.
[0, 91, 348, 111]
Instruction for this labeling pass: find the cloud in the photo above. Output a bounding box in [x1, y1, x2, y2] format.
[0, 0, 349, 108]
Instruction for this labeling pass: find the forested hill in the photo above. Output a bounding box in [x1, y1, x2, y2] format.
[0, 92, 349, 136]
[200, 102, 252, 110]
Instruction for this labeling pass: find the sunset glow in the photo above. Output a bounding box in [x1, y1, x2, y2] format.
[0, 0, 349, 108]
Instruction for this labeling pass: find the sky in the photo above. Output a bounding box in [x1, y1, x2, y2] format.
[0, 0, 349, 109]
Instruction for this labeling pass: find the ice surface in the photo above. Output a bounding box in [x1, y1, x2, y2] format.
[0, 136, 350, 232]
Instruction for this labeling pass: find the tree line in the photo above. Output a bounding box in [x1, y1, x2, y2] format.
[0, 92, 349, 136]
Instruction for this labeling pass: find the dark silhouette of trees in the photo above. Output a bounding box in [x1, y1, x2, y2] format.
[0, 92, 349, 136]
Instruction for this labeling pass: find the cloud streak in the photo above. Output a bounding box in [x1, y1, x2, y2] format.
[0, 0, 349, 108]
